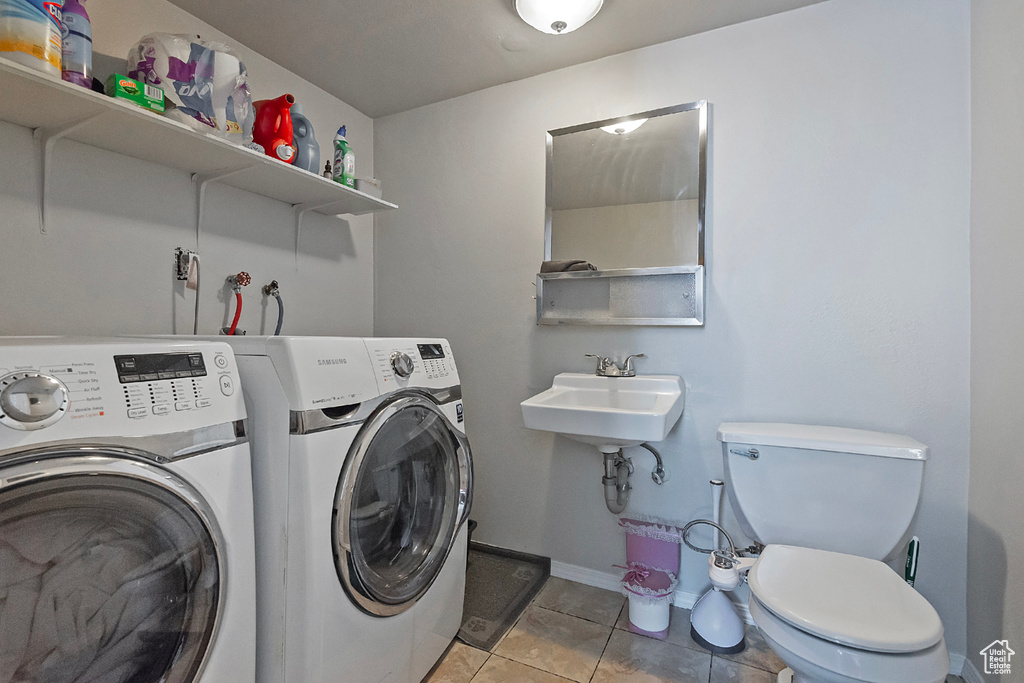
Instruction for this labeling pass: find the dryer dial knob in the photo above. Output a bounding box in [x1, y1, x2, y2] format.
[390, 352, 415, 379]
[0, 373, 70, 430]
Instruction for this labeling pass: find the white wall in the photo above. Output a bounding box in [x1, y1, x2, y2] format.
[375, 0, 971, 661]
[0, 0, 375, 337]
[968, 0, 1024, 678]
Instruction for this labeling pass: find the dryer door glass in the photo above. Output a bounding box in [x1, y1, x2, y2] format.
[336, 394, 466, 615]
[0, 453, 221, 683]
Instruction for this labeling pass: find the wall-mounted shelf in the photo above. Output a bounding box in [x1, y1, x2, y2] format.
[0, 56, 397, 217]
[536, 266, 704, 326]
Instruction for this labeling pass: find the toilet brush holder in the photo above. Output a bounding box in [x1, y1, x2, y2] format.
[689, 588, 745, 654]
[681, 518, 754, 655]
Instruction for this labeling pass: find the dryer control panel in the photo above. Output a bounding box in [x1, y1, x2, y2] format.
[113, 351, 235, 420]
[0, 339, 245, 445]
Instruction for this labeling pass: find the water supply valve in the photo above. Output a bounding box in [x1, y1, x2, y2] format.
[227, 271, 251, 292]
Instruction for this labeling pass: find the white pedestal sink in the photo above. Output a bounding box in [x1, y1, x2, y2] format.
[520, 373, 685, 451]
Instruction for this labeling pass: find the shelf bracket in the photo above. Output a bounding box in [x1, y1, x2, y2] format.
[292, 199, 348, 268]
[192, 166, 255, 249]
[34, 113, 105, 234]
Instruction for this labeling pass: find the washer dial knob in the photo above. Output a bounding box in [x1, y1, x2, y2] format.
[0, 373, 70, 430]
[389, 352, 415, 379]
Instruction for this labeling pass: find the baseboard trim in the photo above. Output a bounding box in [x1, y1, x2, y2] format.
[549, 560, 621, 593]
[959, 656, 984, 683]
[549, 560, 752, 624]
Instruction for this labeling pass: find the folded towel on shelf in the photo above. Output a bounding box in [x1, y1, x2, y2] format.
[540, 260, 598, 273]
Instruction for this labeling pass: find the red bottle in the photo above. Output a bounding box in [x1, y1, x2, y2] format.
[253, 94, 297, 164]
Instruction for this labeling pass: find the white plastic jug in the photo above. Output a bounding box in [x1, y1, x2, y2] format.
[0, 0, 64, 76]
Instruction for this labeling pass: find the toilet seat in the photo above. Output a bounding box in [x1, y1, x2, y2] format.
[748, 545, 943, 652]
[749, 598, 950, 683]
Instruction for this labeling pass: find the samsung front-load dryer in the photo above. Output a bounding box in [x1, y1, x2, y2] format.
[223, 336, 472, 683]
[0, 337, 256, 683]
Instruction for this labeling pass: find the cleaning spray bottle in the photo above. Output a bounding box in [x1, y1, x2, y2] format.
[0, 0, 65, 77]
[332, 125, 355, 188]
[60, 0, 91, 88]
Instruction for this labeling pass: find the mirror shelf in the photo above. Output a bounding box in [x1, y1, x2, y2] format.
[536, 265, 703, 326]
[540, 100, 709, 326]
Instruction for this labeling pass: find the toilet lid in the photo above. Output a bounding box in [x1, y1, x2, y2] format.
[748, 545, 943, 653]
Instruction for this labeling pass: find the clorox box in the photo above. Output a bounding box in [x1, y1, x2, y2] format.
[104, 73, 165, 113]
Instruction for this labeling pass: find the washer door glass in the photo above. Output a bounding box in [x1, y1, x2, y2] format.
[0, 452, 221, 683]
[335, 394, 466, 616]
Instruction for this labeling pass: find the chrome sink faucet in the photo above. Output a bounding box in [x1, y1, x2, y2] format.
[585, 353, 646, 377]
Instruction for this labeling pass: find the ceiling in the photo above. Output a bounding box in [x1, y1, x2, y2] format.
[167, 0, 827, 119]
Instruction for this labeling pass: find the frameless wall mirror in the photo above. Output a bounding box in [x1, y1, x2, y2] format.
[538, 100, 708, 326]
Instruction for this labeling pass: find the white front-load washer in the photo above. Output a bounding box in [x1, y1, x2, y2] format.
[0, 337, 256, 683]
[221, 336, 472, 683]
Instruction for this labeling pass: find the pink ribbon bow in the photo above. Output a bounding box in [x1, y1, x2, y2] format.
[614, 563, 650, 585]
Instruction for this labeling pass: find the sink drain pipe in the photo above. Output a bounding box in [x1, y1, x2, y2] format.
[602, 450, 633, 514]
[602, 443, 669, 514]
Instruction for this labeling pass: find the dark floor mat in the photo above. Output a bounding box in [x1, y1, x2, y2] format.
[457, 543, 550, 651]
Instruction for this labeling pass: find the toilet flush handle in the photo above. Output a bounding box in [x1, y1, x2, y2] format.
[730, 447, 759, 460]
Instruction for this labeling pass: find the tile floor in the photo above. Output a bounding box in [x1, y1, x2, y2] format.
[424, 576, 966, 683]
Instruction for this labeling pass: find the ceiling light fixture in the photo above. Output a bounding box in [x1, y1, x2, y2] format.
[514, 0, 604, 35]
[600, 118, 648, 135]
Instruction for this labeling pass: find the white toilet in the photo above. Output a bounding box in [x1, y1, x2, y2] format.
[717, 423, 950, 683]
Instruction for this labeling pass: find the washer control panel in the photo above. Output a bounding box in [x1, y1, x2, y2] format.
[0, 340, 244, 441]
[365, 338, 459, 390]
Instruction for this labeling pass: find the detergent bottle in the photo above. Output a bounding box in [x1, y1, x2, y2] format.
[332, 125, 355, 188]
[290, 103, 320, 174]
[60, 0, 90, 87]
[253, 94, 296, 164]
[0, 0, 65, 77]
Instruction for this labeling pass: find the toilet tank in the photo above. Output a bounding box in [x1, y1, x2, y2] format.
[717, 423, 928, 561]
